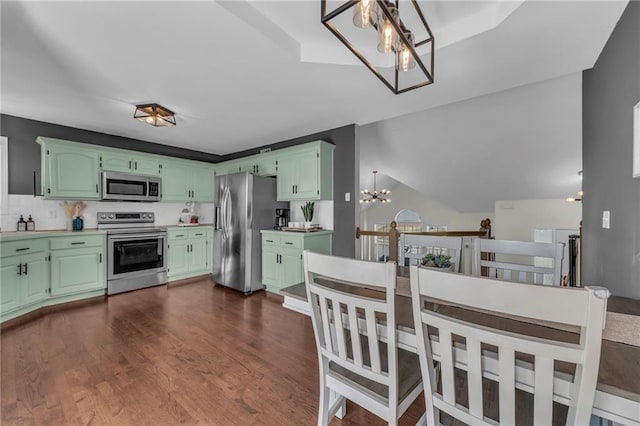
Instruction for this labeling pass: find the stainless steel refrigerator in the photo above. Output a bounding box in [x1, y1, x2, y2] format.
[213, 172, 288, 294]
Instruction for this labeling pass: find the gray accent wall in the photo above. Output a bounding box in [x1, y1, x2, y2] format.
[1, 113, 358, 258]
[1, 114, 223, 195]
[582, 1, 640, 298]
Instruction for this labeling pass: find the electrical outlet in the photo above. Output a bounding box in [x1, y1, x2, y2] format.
[602, 210, 610, 229]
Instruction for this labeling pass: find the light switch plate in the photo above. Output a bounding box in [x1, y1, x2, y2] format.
[602, 210, 610, 229]
[345, 192, 351, 202]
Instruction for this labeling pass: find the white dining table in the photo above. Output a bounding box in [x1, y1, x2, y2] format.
[282, 273, 640, 425]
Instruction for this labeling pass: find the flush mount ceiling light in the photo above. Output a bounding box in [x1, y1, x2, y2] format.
[361, 170, 390, 203]
[134, 103, 176, 127]
[321, 0, 434, 94]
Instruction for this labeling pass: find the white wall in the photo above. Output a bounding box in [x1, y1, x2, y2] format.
[360, 182, 493, 231]
[493, 199, 582, 242]
[3, 194, 214, 231]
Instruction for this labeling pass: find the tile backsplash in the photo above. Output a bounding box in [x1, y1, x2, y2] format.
[1, 195, 214, 231]
[289, 200, 334, 230]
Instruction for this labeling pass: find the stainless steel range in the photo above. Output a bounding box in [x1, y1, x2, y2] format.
[98, 212, 167, 295]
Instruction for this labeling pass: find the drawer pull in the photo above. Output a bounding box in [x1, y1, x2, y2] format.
[195, 233, 203, 236]
[71, 242, 86, 245]
[15, 247, 30, 252]
[175, 234, 185, 237]
[285, 242, 294, 245]
[266, 239, 274, 243]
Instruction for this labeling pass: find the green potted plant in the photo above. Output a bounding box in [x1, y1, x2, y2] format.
[420, 253, 454, 271]
[301, 201, 315, 228]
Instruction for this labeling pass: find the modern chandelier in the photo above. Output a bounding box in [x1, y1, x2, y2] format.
[361, 171, 390, 203]
[321, 0, 434, 94]
[134, 103, 176, 127]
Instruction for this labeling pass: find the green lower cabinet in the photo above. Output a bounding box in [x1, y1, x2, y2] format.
[167, 227, 213, 280]
[1, 252, 49, 316]
[260, 230, 332, 294]
[50, 247, 105, 296]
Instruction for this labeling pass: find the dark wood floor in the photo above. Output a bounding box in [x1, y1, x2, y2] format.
[1, 278, 425, 425]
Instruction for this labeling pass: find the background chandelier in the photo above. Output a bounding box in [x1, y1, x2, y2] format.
[361, 171, 390, 203]
[567, 171, 584, 203]
[134, 103, 176, 127]
[321, 0, 434, 94]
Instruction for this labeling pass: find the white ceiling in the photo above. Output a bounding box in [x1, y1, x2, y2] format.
[0, 0, 628, 211]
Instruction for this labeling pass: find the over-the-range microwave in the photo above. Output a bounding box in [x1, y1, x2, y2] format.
[102, 171, 161, 202]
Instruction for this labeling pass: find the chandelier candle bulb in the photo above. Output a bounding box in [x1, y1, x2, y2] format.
[353, 0, 376, 29]
[377, 1, 400, 54]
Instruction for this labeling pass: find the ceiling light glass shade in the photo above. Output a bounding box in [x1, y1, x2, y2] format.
[376, 2, 400, 53]
[134, 103, 176, 127]
[398, 30, 416, 72]
[321, 0, 435, 95]
[353, 0, 378, 29]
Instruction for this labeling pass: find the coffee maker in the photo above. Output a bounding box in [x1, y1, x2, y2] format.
[275, 208, 289, 230]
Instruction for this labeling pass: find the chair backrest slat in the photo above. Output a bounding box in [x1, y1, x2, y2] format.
[534, 355, 555, 425]
[439, 330, 456, 405]
[365, 307, 382, 374]
[466, 337, 483, 418]
[318, 295, 333, 353]
[332, 297, 348, 359]
[410, 266, 608, 426]
[498, 347, 516, 425]
[473, 238, 565, 286]
[347, 304, 363, 367]
[401, 234, 463, 272]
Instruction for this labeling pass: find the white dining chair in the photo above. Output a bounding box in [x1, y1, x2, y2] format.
[473, 238, 565, 285]
[410, 266, 609, 426]
[401, 234, 463, 272]
[303, 251, 423, 425]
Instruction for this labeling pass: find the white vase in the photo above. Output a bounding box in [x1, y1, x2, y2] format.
[304, 221, 313, 229]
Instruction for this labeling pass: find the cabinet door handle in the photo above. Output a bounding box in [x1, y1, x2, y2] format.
[256, 165, 259, 174]
[17, 264, 22, 276]
[99, 253, 102, 263]
[135, 161, 137, 170]
[23, 263, 28, 275]
[71, 242, 85, 245]
[187, 244, 190, 253]
[129, 160, 132, 169]
[96, 184, 99, 193]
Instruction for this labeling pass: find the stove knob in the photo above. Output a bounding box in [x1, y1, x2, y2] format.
[108, 214, 115, 219]
[141, 213, 147, 219]
[100, 214, 107, 219]
[148, 213, 154, 219]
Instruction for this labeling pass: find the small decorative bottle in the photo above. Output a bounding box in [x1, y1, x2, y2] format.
[17, 215, 27, 232]
[26, 215, 35, 232]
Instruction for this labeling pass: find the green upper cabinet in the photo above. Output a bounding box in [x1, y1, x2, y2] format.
[215, 153, 277, 177]
[102, 151, 160, 176]
[161, 160, 215, 202]
[38, 137, 101, 200]
[161, 160, 190, 200]
[191, 165, 215, 202]
[277, 141, 334, 201]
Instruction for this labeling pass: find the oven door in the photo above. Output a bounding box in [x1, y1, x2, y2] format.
[108, 233, 166, 280]
[102, 172, 149, 201]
